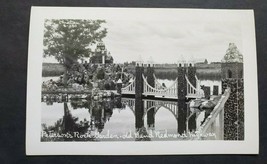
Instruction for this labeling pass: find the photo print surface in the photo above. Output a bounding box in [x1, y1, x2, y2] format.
[26, 7, 258, 155]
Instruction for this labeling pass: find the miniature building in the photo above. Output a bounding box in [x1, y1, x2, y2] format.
[221, 43, 243, 78]
[90, 42, 113, 64]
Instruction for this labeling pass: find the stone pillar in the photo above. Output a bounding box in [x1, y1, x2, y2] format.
[187, 62, 197, 103]
[188, 113, 196, 132]
[135, 97, 144, 129]
[146, 100, 155, 129]
[116, 96, 122, 108]
[135, 64, 144, 130]
[222, 78, 244, 140]
[177, 65, 187, 100]
[147, 108, 155, 129]
[147, 64, 155, 87]
[116, 79, 122, 95]
[135, 65, 144, 99]
[187, 63, 196, 88]
[177, 99, 187, 134]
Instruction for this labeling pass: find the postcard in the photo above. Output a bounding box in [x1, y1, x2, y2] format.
[26, 7, 258, 155]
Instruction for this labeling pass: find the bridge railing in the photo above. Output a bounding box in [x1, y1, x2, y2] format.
[121, 78, 136, 94]
[195, 75, 201, 90]
[196, 88, 231, 140]
[185, 75, 203, 98]
[143, 74, 178, 97]
[153, 74, 165, 90]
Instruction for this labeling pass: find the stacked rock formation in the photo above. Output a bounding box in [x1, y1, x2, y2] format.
[222, 43, 243, 63]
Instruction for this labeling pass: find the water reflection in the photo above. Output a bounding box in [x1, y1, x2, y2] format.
[41, 96, 216, 142]
[41, 102, 93, 141]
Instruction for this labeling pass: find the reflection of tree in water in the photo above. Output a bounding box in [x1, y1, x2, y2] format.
[89, 98, 123, 133]
[41, 97, 124, 141]
[90, 101, 108, 133]
[45, 100, 54, 106]
[41, 102, 94, 141]
[70, 99, 90, 109]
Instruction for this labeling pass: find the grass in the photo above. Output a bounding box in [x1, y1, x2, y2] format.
[42, 63, 65, 77]
[42, 63, 222, 80]
[126, 65, 221, 80]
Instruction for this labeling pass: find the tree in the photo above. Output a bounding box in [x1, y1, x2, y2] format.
[43, 19, 107, 85]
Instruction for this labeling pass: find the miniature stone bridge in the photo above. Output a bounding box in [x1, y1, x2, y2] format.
[121, 72, 203, 99]
[119, 61, 204, 100]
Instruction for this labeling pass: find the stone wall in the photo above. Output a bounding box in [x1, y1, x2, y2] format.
[222, 78, 244, 140]
[221, 63, 243, 79]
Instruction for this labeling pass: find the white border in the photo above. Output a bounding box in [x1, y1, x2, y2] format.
[26, 7, 259, 155]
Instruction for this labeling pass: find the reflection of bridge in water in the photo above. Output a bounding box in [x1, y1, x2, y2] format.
[121, 97, 197, 135]
[122, 98, 179, 120]
[121, 90, 228, 140]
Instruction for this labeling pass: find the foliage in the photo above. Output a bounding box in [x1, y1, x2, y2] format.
[43, 19, 107, 68]
[42, 63, 65, 77]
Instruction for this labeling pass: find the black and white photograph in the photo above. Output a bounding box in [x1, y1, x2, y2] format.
[26, 7, 258, 155]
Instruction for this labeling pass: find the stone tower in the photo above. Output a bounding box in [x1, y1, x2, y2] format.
[221, 43, 243, 79]
[221, 43, 244, 140]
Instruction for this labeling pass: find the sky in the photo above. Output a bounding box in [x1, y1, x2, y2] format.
[44, 19, 243, 64]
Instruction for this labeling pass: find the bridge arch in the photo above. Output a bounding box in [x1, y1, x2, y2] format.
[121, 98, 135, 116]
[121, 98, 179, 121]
[143, 101, 178, 121]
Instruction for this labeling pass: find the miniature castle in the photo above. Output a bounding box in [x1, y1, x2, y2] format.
[90, 42, 113, 64]
[221, 43, 243, 79]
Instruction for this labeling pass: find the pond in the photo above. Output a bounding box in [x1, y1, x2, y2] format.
[41, 77, 222, 141]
